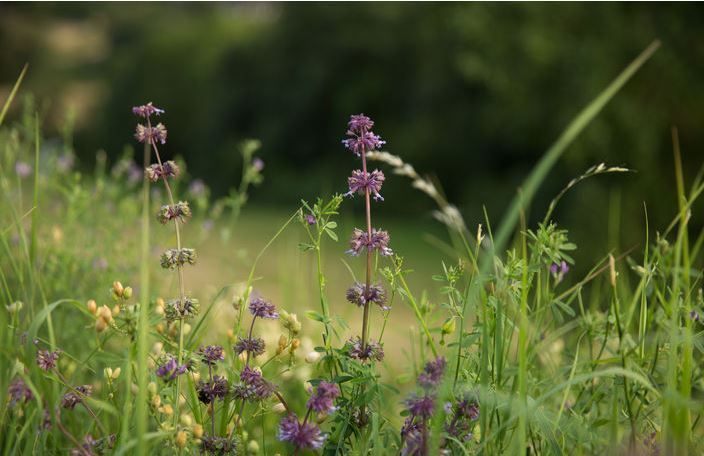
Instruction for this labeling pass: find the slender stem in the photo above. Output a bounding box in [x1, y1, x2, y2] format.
[273, 391, 291, 414]
[147, 117, 188, 425]
[209, 365, 215, 437]
[361, 144, 372, 350]
[55, 371, 108, 436]
[55, 408, 91, 456]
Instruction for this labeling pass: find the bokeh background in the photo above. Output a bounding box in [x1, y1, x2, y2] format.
[1, 2, 704, 275]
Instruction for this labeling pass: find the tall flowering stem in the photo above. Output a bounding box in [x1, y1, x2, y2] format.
[133, 102, 195, 424]
[342, 114, 388, 351]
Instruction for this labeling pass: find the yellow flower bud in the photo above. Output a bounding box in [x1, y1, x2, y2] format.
[161, 404, 174, 415]
[112, 281, 124, 298]
[175, 431, 188, 449]
[95, 318, 108, 333]
[155, 323, 165, 334]
[112, 367, 121, 379]
[192, 424, 204, 439]
[151, 395, 161, 408]
[86, 299, 97, 315]
[112, 305, 121, 316]
[441, 317, 456, 335]
[123, 286, 133, 300]
[98, 305, 113, 322]
[247, 440, 260, 454]
[148, 382, 157, 395]
[180, 414, 193, 427]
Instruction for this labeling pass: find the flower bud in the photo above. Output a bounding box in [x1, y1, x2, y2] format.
[180, 414, 193, 427]
[104, 367, 113, 379]
[112, 305, 121, 316]
[123, 286, 133, 300]
[95, 318, 108, 333]
[98, 305, 113, 322]
[111, 367, 121, 379]
[247, 440, 260, 454]
[305, 351, 320, 364]
[277, 334, 287, 354]
[441, 317, 456, 335]
[151, 395, 161, 408]
[161, 404, 174, 415]
[272, 402, 286, 414]
[86, 299, 97, 315]
[192, 424, 203, 439]
[112, 281, 124, 298]
[175, 431, 187, 449]
[290, 338, 300, 350]
[148, 382, 158, 395]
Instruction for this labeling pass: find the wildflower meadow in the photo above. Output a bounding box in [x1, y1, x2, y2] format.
[1, 12, 703, 456]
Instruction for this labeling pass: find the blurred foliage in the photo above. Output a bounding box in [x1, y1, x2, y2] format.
[1, 3, 704, 269]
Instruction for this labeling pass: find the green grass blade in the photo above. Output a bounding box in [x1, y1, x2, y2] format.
[0, 64, 28, 127]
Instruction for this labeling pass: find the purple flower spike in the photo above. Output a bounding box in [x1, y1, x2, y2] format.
[278, 414, 326, 450]
[307, 381, 340, 414]
[342, 114, 385, 156]
[37, 349, 60, 371]
[346, 282, 388, 310]
[347, 337, 385, 362]
[233, 337, 266, 357]
[132, 102, 165, 118]
[345, 169, 386, 201]
[135, 123, 168, 144]
[196, 375, 229, 404]
[248, 297, 279, 319]
[347, 114, 375, 133]
[155, 356, 187, 382]
[198, 345, 225, 365]
[234, 366, 276, 401]
[417, 356, 446, 389]
[406, 394, 436, 419]
[8, 378, 33, 407]
[347, 228, 393, 257]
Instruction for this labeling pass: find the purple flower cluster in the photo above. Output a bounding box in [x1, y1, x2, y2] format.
[307, 381, 340, 414]
[345, 169, 386, 201]
[62, 385, 93, 410]
[550, 260, 570, 283]
[155, 356, 187, 382]
[346, 282, 388, 310]
[342, 114, 386, 156]
[233, 336, 266, 358]
[248, 297, 279, 319]
[157, 201, 191, 224]
[8, 378, 33, 407]
[37, 349, 60, 371]
[196, 375, 229, 404]
[145, 161, 180, 182]
[347, 337, 385, 362]
[198, 345, 225, 366]
[399, 357, 478, 454]
[347, 228, 393, 257]
[232, 366, 275, 401]
[278, 414, 326, 451]
[132, 102, 164, 118]
[134, 123, 168, 145]
[417, 357, 446, 389]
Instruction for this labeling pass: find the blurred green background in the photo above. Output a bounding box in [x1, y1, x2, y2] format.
[1, 2, 703, 268]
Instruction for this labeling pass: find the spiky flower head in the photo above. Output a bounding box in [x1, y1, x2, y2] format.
[196, 375, 229, 404]
[135, 123, 168, 144]
[61, 385, 93, 410]
[155, 355, 187, 382]
[232, 366, 275, 401]
[164, 297, 200, 321]
[157, 201, 191, 224]
[307, 381, 340, 413]
[417, 356, 446, 389]
[8, 378, 33, 407]
[198, 345, 225, 365]
[406, 394, 435, 419]
[132, 102, 165, 118]
[233, 337, 266, 358]
[160, 248, 197, 269]
[346, 282, 388, 310]
[342, 114, 385, 156]
[248, 297, 279, 319]
[347, 228, 393, 256]
[278, 414, 326, 450]
[37, 349, 60, 371]
[145, 161, 180, 182]
[346, 337, 385, 362]
[345, 169, 385, 201]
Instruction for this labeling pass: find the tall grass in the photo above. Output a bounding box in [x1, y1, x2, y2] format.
[1, 39, 702, 456]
